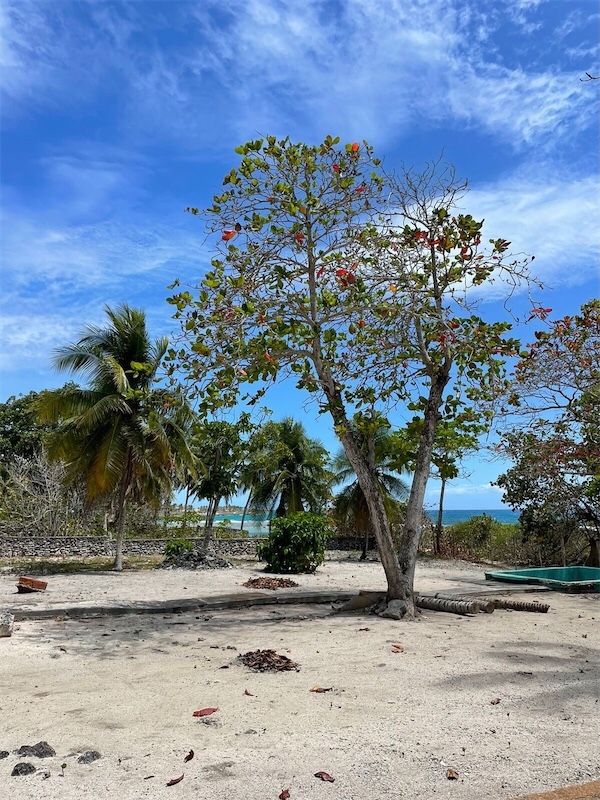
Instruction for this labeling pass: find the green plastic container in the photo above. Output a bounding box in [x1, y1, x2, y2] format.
[485, 566, 600, 593]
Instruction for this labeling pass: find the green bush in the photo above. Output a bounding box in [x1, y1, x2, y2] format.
[163, 537, 193, 559]
[257, 512, 330, 573]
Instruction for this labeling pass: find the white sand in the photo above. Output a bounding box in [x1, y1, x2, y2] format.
[1, 558, 598, 799]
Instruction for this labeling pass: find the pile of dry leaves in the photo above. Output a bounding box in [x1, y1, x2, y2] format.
[239, 649, 299, 672]
[242, 577, 300, 590]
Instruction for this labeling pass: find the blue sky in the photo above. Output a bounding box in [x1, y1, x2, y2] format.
[1, 0, 598, 510]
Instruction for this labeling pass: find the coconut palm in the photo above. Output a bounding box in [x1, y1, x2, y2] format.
[37, 304, 195, 570]
[332, 424, 409, 559]
[247, 418, 331, 520]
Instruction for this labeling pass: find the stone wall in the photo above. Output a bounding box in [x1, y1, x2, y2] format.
[0, 532, 367, 559]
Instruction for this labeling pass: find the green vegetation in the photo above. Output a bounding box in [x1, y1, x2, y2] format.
[163, 537, 193, 559]
[258, 512, 330, 573]
[36, 304, 196, 570]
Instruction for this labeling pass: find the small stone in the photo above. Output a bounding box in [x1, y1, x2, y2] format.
[0, 611, 14, 638]
[11, 762, 36, 776]
[379, 599, 408, 620]
[16, 741, 56, 758]
[0, 750, 10, 759]
[78, 750, 101, 764]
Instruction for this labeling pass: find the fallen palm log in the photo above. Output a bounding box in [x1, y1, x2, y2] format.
[433, 593, 495, 613]
[416, 596, 481, 616]
[434, 593, 549, 613]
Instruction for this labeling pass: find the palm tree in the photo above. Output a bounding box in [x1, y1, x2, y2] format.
[247, 418, 331, 520]
[332, 424, 408, 559]
[37, 304, 195, 570]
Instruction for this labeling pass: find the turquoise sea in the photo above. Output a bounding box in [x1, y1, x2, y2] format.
[212, 509, 520, 537]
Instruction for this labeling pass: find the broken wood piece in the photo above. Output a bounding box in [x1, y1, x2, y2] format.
[17, 576, 48, 593]
[416, 596, 481, 616]
[434, 593, 549, 613]
[434, 593, 495, 613]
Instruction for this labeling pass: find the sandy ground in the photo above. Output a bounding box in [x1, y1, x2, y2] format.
[0, 558, 598, 799]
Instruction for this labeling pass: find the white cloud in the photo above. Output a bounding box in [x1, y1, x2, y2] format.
[465, 168, 599, 290]
[1, 0, 596, 150]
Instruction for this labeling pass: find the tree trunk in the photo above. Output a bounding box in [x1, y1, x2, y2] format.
[182, 483, 192, 533]
[240, 491, 252, 530]
[325, 393, 404, 604]
[205, 496, 219, 529]
[113, 449, 133, 571]
[585, 536, 600, 567]
[435, 478, 446, 555]
[398, 371, 450, 606]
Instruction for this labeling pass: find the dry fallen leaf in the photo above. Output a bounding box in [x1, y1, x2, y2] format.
[446, 768, 459, 780]
[193, 707, 219, 717]
[166, 774, 184, 786]
[279, 790, 291, 799]
[143, 775, 155, 780]
[358, 627, 370, 632]
[490, 698, 501, 705]
[391, 644, 404, 653]
[314, 771, 335, 782]
[184, 749, 194, 763]
[310, 686, 333, 693]
[244, 689, 255, 696]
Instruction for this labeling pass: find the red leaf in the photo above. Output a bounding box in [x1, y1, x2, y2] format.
[316, 267, 325, 279]
[184, 749, 194, 763]
[166, 774, 184, 786]
[391, 644, 404, 653]
[314, 772, 335, 782]
[279, 791, 291, 799]
[310, 686, 333, 693]
[351, 142, 359, 152]
[332, 164, 340, 172]
[193, 707, 219, 717]
[222, 230, 237, 241]
[244, 689, 255, 696]
[446, 768, 459, 780]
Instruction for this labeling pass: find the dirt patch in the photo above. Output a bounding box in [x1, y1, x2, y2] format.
[242, 577, 300, 590]
[239, 648, 300, 672]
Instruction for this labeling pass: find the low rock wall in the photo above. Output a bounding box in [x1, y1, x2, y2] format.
[0, 532, 367, 559]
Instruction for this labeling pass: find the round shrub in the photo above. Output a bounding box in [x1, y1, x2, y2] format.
[257, 512, 330, 573]
[164, 537, 193, 560]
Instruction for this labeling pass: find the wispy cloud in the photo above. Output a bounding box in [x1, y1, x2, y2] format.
[466, 168, 599, 290]
[1, 0, 596, 150]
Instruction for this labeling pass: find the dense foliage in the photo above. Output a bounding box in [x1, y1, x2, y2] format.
[257, 511, 330, 573]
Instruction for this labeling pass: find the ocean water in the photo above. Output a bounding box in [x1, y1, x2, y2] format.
[211, 509, 519, 537]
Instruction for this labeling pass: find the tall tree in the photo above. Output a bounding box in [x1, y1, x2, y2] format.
[37, 304, 195, 570]
[186, 415, 253, 529]
[332, 417, 408, 558]
[246, 418, 330, 520]
[498, 301, 600, 566]
[168, 136, 533, 615]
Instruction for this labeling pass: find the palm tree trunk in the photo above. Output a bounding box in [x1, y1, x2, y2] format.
[240, 491, 252, 530]
[435, 478, 446, 554]
[113, 448, 133, 571]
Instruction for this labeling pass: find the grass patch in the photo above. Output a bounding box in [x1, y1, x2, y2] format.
[0, 555, 163, 574]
